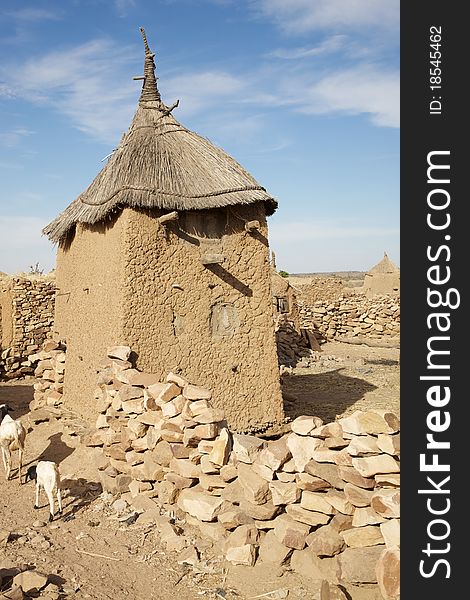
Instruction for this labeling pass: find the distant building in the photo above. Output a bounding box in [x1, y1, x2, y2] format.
[271, 268, 300, 332]
[43, 28, 284, 433]
[362, 252, 400, 298]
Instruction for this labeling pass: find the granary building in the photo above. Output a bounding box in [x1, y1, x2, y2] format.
[362, 252, 400, 298]
[43, 29, 284, 433]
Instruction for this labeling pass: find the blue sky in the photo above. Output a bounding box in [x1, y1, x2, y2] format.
[0, 0, 399, 275]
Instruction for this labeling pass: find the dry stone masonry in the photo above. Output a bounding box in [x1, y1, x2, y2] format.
[29, 337, 66, 411]
[69, 345, 401, 599]
[298, 294, 400, 343]
[0, 277, 55, 379]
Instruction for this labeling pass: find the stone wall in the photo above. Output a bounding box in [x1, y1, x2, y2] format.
[299, 294, 400, 342]
[31, 344, 399, 599]
[29, 337, 66, 410]
[0, 276, 56, 379]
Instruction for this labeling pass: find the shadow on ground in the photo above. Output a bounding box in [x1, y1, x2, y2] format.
[36, 432, 75, 465]
[0, 382, 34, 419]
[25, 475, 102, 522]
[59, 476, 102, 521]
[366, 358, 400, 366]
[282, 368, 377, 423]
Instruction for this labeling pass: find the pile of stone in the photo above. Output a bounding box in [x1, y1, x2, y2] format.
[29, 337, 66, 410]
[0, 571, 59, 599]
[275, 317, 317, 367]
[83, 346, 399, 599]
[0, 276, 55, 379]
[0, 548, 59, 599]
[299, 294, 400, 341]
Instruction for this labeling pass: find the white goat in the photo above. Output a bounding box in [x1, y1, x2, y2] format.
[25, 461, 63, 522]
[0, 404, 11, 422]
[0, 405, 27, 483]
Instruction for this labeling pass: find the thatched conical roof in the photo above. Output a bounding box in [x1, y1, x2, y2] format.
[43, 28, 277, 243]
[367, 252, 399, 274]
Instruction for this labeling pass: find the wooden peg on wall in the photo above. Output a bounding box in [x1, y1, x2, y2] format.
[201, 254, 225, 265]
[244, 220, 260, 233]
[158, 211, 179, 225]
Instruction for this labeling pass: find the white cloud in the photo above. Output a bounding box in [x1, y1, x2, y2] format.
[3, 8, 61, 22]
[1, 22, 398, 150]
[254, 0, 399, 35]
[2, 39, 139, 144]
[237, 63, 399, 128]
[0, 160, 24, 169]
[1, 37, 251, 143]
[299, 65, 399, 127]
[268, 35, 347, 60]
[0, 216, 56, 275]
[114, 0, 136, 18]
[0, 127, 35, 147]
[0, 84, 16, 98]
[163, 71, 245, 117]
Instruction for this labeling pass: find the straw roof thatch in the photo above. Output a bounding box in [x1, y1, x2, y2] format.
[43, 28, 277, 244]
[367, 252, 399, 274]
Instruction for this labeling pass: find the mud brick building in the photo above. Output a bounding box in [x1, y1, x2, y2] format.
[43, 29, 284, 433]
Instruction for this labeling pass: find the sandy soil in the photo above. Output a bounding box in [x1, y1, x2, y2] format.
[282, 340, 400, 424]
[0, 340, 398, 600]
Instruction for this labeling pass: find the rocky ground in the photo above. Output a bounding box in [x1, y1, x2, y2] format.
[0, 340, 398, 600]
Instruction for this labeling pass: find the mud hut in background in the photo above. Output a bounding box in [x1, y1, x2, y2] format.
[43, 28, 284, 433]
[271, 269, 300, 332]
[362, 252, 400, 298]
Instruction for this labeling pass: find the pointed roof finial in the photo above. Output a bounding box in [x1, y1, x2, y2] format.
[139, 27, 161, 103]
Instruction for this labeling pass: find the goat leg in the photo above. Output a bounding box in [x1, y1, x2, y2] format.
[57, 487, 63, 515]
[18, 447, 23, 484]
[34, 481, 40, 509]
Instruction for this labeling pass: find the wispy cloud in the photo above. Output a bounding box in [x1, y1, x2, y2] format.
[253, 0, 399, 35]
[1, 39, 139, 144]
[0, 160, 24, 170]
[1, 39, 250, 144]
[113, 0, 136, 18]
[268, 35, 347, 60]
[299, 65, 399, 127]
[0, 127, 35, 147]
[0, 6, 63, 46]
[0, 83, 16, 98]
[163, 71, 244, 117]
[1, 18, 398, 150]
[2, 8, 62, 22]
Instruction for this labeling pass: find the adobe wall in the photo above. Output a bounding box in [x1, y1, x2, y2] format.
[362, 273, 400, 298]
[0, 287, 14, 348]
[272, 271, 300, 332]
[292, 277, 349, 305]
[0, 276, 55, 379]
[122, 204, 284, 433]
[53, 218, 126, 415]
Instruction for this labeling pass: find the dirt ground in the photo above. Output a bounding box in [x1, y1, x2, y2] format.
[281, 340, 400, 424]
[0, 340, 398, 600]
